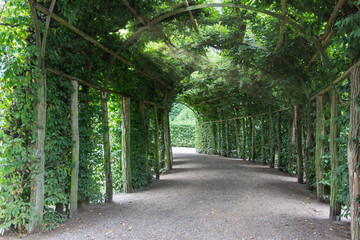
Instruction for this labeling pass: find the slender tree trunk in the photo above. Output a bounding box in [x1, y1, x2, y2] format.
[226, 120, 230, 157]
[210, 123, 215, 155]
[101, 90, 113, 202]
[277, 112, 282, 170]
[234, 119, 240, 158]
[330, 87, 341, 219]
[217, 122, 221, 156]
[315, 95, 326, 202]
[121, 97, 132, 193]
[28, 0, 56, 232]
[139, 101, 150, 185]
[305, 101, 314, 189]
[163, 109, 171, 173]
[29, 64, 46, 234]
[348, 67, 360, 240]
[70, 80, 80, 213]
[154, 106, 160, 179]
[251, 117, 255, 161]
[295, 105, 304, 184]
[261, 116, 266, 165]
[269, 114, 274, 168]
[289, 110, 296, 173]
[242, 118, 246, 160]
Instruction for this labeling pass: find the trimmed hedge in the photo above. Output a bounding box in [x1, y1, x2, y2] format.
[170, 124, 195, 147]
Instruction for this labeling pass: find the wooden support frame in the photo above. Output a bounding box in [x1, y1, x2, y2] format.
[347, 66, 360, 239]
[154, 106, 160, 179]
[295, 104, 303, 184]
[70, 80, 80, 214]
[122, 97, 132, 193]
[329, 87, 341, 219]
[269, 114, 275, 168]
[162, 109, 171, 174]
[315, 95, 326, 202]
[33, 3, 171, 89]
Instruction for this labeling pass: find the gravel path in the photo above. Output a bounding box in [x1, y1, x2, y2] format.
[2, 147, 350, 240]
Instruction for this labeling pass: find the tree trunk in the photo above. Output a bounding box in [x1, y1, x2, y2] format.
[330, 87, 341, 219]
[154, 106, 160, 179]
[28, 0, 53, 232]
[162, 109, 171, 173]
[139, 101, 150, 185]
[121, 97, 132, 193]
[234, 119, 240, 158]
[226, 120, 230, 157]
[289, 110, 296, 173]
[277, 112, 282, 170]
[295, 104, 304, 184]
[348, 67, 360, 240]
[315, 95, 326, 202]
[100, 90, 113, 203]
[261, 116, 266, 165]
[305, 101, 314, 189]
[251, 117, 255, 161]
[69, 80, 80, 215]
[242, 118, 246, 160]
[269, 114, 274, 168]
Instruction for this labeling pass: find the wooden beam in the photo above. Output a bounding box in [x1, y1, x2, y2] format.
[46, 67, 165, 109]
[309, 60, 360, 101]
[318, 0, 346, 42]
[183, 0, 199, 34]
[275, 0, 287, 50]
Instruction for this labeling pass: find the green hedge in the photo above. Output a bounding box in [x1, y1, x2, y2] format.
[171, 124, 195, 147]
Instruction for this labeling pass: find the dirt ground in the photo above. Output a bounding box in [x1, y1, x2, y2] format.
[2, 147, 351, 240]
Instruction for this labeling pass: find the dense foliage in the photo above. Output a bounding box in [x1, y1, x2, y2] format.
[0, 0, 359, 237]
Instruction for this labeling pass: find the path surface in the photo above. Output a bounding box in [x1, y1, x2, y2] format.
[3, 147, 350, 240]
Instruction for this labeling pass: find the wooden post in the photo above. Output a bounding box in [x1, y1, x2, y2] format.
[154, 106, 160, 179]
[242, 118, 246, 160]
[305, 101, 314, 188]
[295, 104, 304, 184]
[122, 97, 132, 193]
[289, 110, 296, 172]
[276, 112, 282, 170]
[261, 116, 266, 165]
[210, 123, 215, 155]
[217, 122, 221, 155]
[28, 0, 55, 232]
[139, 101, 150, 185]
[315, 95, 326, 202]
[70, 80, 80, 214]
[330, 87, 341, 219]
[101, 90, 113, 203]
[347, 67, 360, 240]
[226, 120, 230, 157]
[162, 109, 171, 173]
[251, 117, 255, 161]
[269, 114, 275, 168]
[234, 119, 240, 158]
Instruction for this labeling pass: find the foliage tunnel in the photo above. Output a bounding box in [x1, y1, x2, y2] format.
[0, 0, 360, 239]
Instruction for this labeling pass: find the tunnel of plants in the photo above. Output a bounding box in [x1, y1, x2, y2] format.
[0, 0, 359, 238]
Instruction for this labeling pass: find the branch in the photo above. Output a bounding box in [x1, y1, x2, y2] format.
[183, 0, 199, 34]
[33, 3, 171, 89]
[276, 0, 287, 50]
[318, 0, 346, 42]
